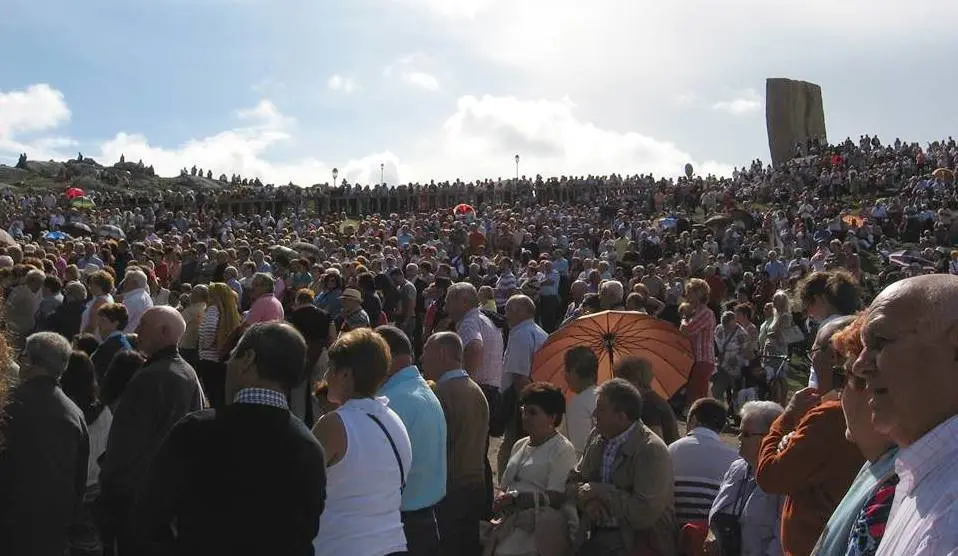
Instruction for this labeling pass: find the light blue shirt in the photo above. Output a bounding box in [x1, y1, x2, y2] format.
[502, 319, 548, 392]
[377, 365, 448, 511]
[539, 269, 560, 297]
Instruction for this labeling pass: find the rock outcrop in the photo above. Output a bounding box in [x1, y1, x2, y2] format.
[765, 78, 827, 167]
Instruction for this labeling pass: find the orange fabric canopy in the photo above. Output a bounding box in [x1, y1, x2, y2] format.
[532, 311, 694, 399]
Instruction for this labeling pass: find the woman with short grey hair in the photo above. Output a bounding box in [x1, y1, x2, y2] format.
[703, 401, 785, 556]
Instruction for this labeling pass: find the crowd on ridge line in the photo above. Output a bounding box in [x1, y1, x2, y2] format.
[0, 134, 956, 556]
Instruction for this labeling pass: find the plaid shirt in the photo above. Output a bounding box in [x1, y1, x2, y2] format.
[233, 387, 288, 410]
[598, 422, 637, 528]
[601, 422, 636, 483]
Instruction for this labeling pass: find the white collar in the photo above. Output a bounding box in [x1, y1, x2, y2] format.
[689, 427, 722, 442]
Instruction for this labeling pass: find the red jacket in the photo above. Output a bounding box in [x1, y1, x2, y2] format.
[756, 400, 864, 556]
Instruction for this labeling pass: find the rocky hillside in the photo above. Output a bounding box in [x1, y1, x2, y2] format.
[0, 154, 239, 194]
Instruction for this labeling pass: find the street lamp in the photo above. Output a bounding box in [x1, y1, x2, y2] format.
[332, 167, 339, 188]
[514, 154, 520, 180]
[380, 162, 385, 186]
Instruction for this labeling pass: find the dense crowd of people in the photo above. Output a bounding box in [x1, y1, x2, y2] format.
[0, 135, 957, 556]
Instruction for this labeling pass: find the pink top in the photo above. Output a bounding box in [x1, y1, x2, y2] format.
[245, 294, 284, 324]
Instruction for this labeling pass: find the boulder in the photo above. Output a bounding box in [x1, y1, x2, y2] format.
[24, 160, 65, 178]
[765, 78, 827, 167]
[0, 166, 29, 183]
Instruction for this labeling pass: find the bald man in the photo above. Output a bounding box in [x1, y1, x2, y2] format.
[99, 306, 206, 554]
[853, 275, 958, 555]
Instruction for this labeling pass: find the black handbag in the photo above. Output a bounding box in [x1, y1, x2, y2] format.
[710, 513, 742, 556]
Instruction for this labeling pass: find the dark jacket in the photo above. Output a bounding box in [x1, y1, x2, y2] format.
[99, 346, 205, 508]
[91, 333, 133, 383]
[134, 403, 327, 556]
[44, 298, 86, 340]
[0, 375, 89, 556]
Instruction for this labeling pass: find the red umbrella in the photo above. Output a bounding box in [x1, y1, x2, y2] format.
[65, 187, 85, 199]
[453, 203, 475, 216]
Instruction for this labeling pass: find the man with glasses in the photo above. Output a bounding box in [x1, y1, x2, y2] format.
[755, 316, 864, 556]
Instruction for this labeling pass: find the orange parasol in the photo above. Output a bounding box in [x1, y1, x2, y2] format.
[531, 311, 694, 399]
[933, 167, 954, 182]
[842, 214, 865, 228]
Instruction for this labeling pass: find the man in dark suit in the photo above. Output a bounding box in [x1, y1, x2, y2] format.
[135, 321, 326, 556]
[0, 332, 89, 556]
[98, 306, 206, 555]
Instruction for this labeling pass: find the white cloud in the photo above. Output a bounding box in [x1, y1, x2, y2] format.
[0, 84, 75, 161]
[392, 0, 495, 19]
[712, 88, 763, 116]
[417, 94, 731, 180]
[403, 71, 440, 91]
[327, 74, 357, 93]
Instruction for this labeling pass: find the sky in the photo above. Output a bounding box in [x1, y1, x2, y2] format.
[2, 0, 958, 187]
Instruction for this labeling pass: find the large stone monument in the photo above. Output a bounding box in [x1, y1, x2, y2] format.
[765, 78, 827, 167]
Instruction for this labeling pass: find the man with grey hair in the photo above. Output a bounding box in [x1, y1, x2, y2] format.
[567, 377, 677, 555]
[598, 279, 625, 310]
[121, 268, 153, 333]
[0, 332, 88, 556]
[5, 269, 45, 347]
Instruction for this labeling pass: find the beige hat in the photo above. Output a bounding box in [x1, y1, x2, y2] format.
[341, 288, 362, 302]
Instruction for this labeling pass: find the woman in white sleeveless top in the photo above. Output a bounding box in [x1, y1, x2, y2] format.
[313, 328, 413, 556]
[80, 270, 115, 340]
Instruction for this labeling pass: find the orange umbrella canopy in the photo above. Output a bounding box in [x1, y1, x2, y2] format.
[532, 311, 694, 399]
[842, 214, 865, 228]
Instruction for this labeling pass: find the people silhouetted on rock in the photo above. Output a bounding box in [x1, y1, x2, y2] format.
[16, 153, 28, 169]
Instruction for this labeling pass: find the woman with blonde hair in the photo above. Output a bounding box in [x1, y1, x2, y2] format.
[762, 291, 794, 405]
[198, 283, 242, 408]
[680, 278, 716, 414]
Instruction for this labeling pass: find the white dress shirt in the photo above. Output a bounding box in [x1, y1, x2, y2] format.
[877, 415, 958, 556]
[122, 287, 154, 333]
[559, 385, 596, 457]
[500, 318, 547, 392]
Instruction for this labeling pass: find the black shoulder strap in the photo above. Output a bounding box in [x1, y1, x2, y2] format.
[366, 413, 406, 492]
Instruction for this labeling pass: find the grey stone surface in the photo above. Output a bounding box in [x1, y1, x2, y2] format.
[765, 78, 827, 167]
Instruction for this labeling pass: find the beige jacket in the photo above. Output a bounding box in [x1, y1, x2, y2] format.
[567, 423, 677, 556]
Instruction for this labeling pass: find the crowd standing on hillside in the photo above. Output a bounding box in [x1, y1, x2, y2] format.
[0, 136, 957, 556]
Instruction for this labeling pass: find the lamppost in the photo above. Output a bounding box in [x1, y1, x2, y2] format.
[380, 162, 385, 186]
[332, 167, 339, 188]
[514, 154, 520, 180]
